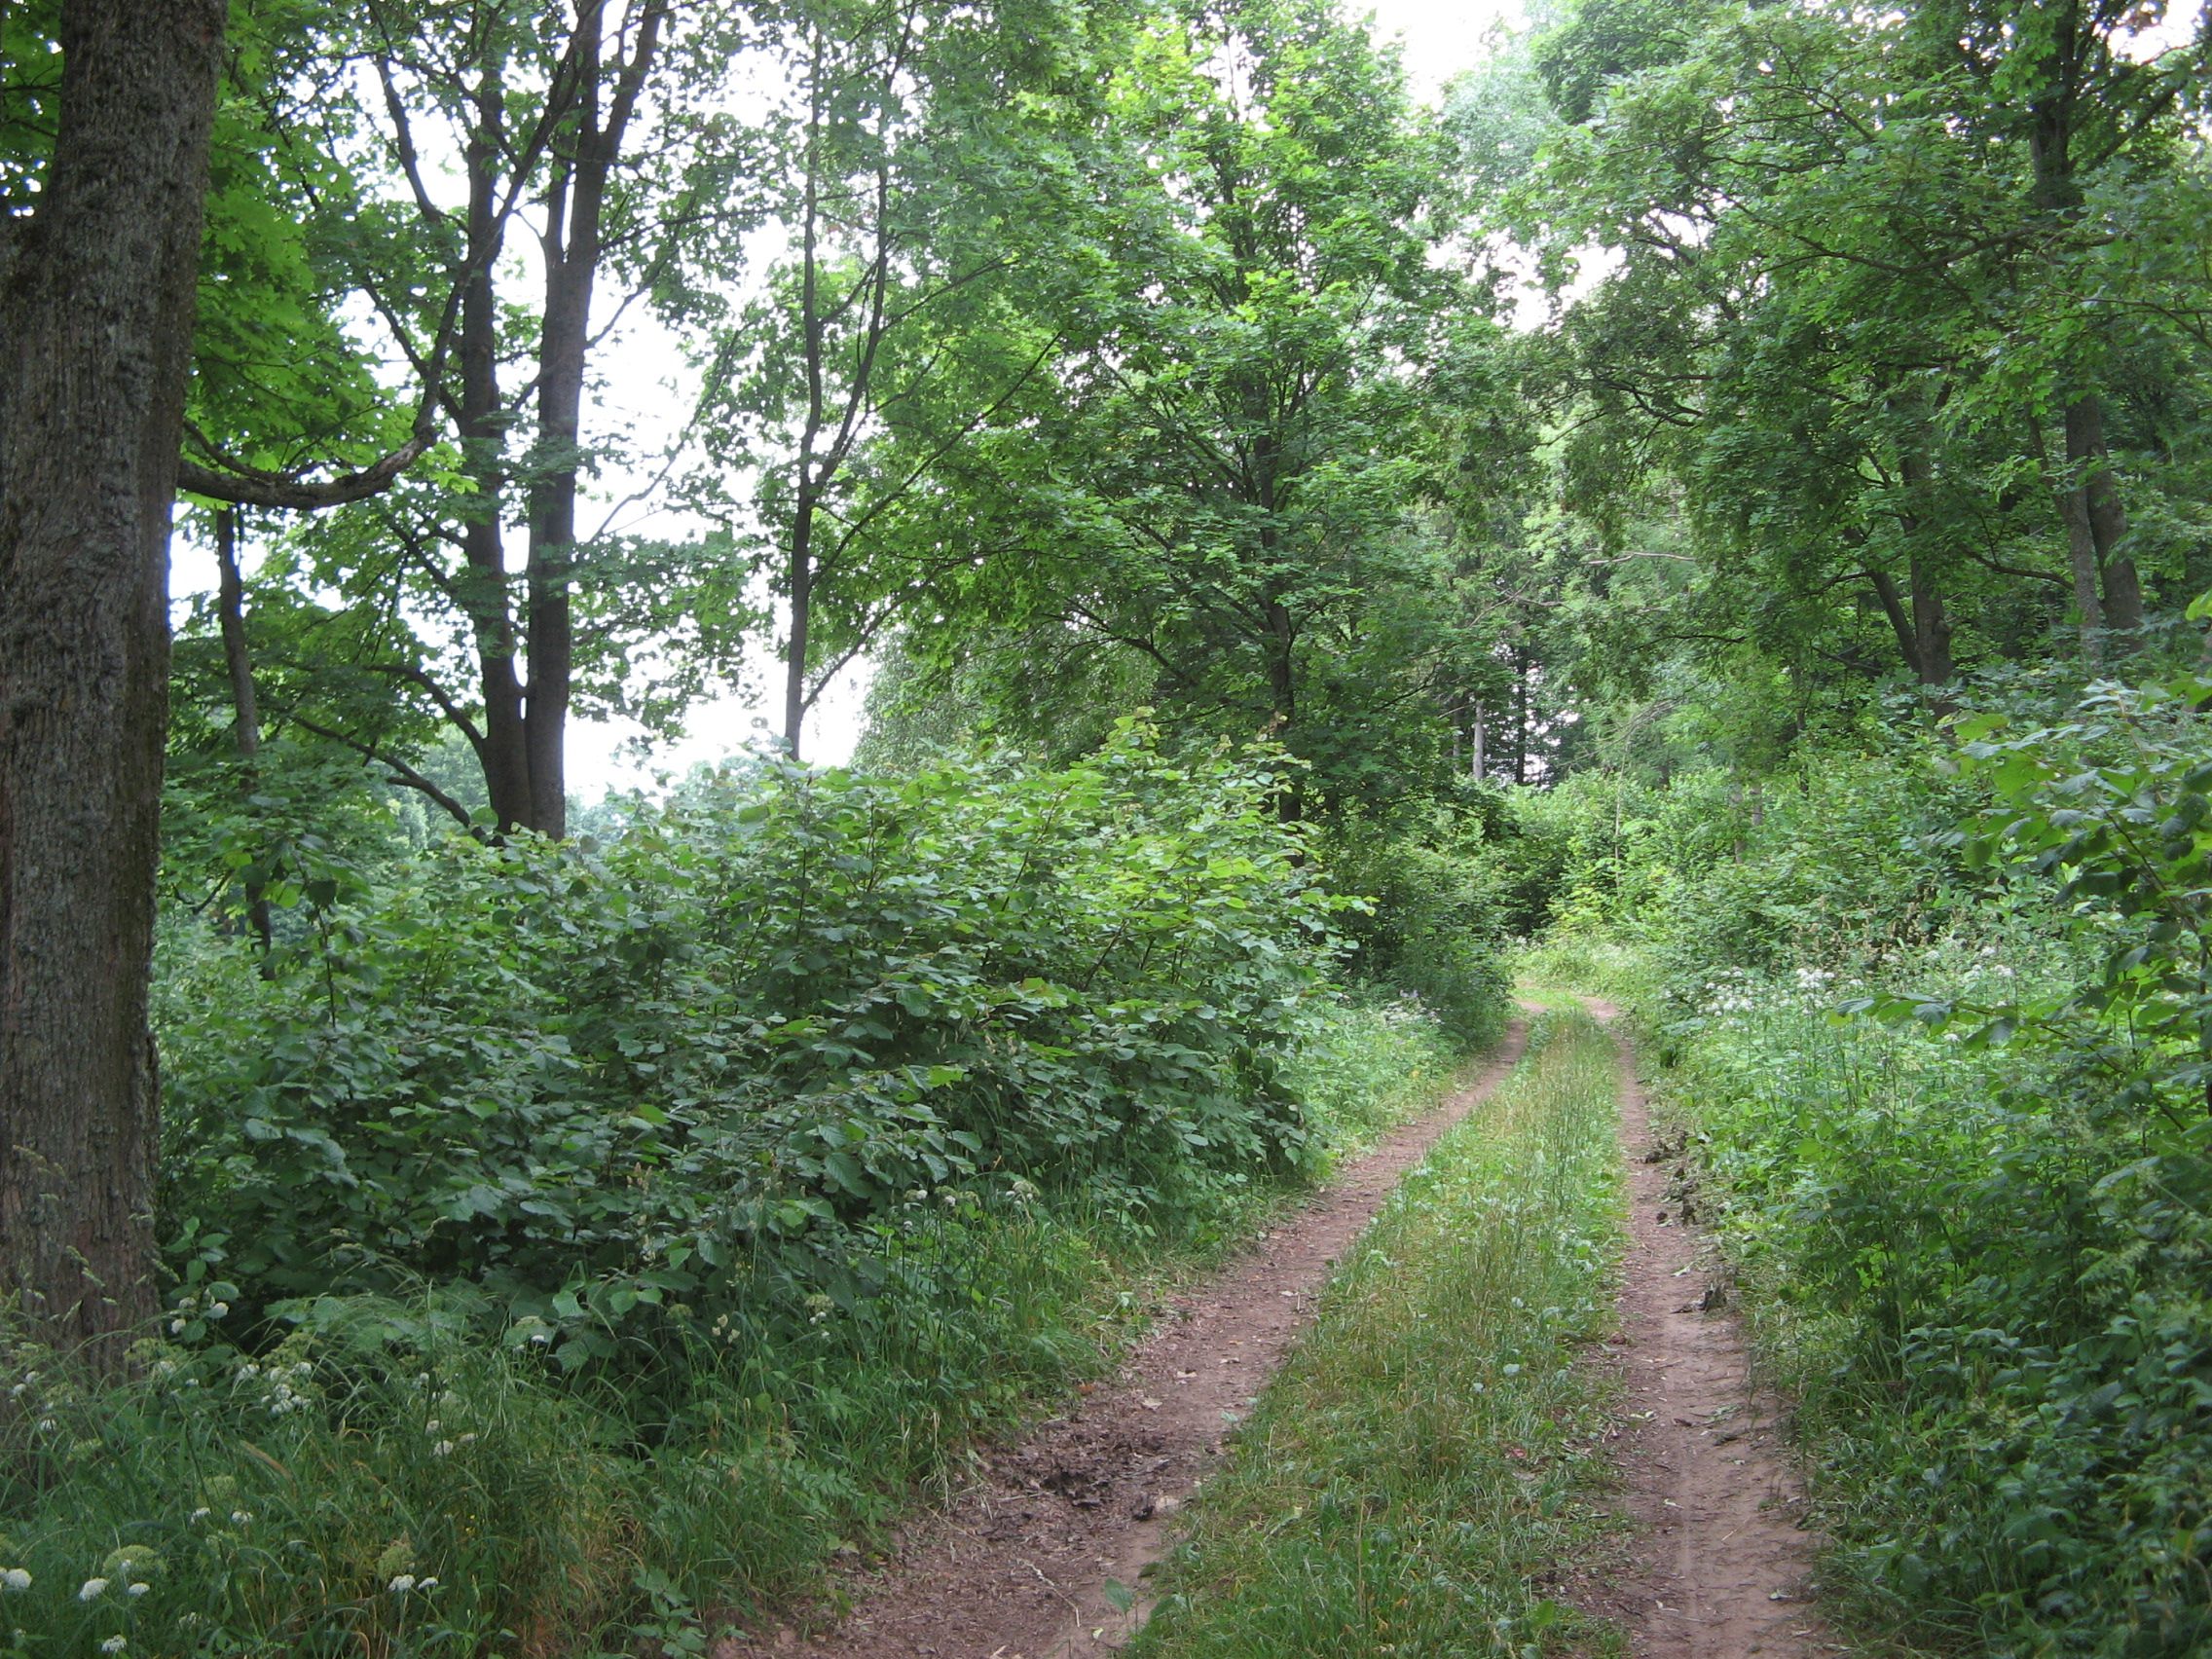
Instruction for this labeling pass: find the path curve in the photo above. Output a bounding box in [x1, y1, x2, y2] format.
[749, 1019, 1532, 1659]
[1583, 997, 1829, 1659]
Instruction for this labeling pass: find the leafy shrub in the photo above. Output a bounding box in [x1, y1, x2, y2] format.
[1561, 657, 2212, 1654]
[157, 722, 1348, 1369]
[1318, 800, 1513, 1042]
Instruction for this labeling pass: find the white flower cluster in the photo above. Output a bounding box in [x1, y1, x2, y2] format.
[235, 1356, 317, 1419]
[166, 1287, 230, 1336]
[1697, 969, 1760, 1016]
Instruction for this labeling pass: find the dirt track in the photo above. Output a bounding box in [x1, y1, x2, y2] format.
[744, 1019, 1531, 1659]
[1583, 998, 1830, 1658]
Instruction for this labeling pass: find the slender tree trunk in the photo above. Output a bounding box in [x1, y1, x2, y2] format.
[2027, 33, 2144, 644]
[458, 70, 535, 833]
[784, 497, 815, 761]
[1908, 554, 1953, 687]
[213, 511, 274, 967]
[1512, 644, 1530, 786]
[2064, 395, 2143, 635]
[0, 0, 225, 1357]
[1470, 702, 1485, 782]
[2062, 488, 2106, 658]
[1868, 564, 1952, 690]
[520, 0, 664, 830]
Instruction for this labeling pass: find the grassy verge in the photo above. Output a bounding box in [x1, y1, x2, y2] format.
[0, 996, 1480, 1659]
[1129, 1008, 1627, 1659]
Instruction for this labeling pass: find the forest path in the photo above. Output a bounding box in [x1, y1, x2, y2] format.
[1581, 997, 1832, 1658]
[751, 1017, 1533, 1659]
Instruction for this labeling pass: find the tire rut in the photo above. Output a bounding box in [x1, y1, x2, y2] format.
[1581, 997, 1832, 1659]
[736, 1018, 1533, 1659]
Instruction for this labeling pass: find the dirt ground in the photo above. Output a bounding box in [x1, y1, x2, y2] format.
[1580, 998, 1832, 1659]
[725, 1001, 1835, 1658]
[734, 1020, 1533, 1659]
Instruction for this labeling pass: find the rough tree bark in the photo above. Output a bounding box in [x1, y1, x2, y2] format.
[0, 0, 227, 1355]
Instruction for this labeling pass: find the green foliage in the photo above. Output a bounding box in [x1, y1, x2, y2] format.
[158, 723, 1348, 1368]
[12, 719, 1492, 1654]
[1534, 652, 2212, 1654]
[1318, 800, 1514, 1042]
[0, 1212, 1111, 1654]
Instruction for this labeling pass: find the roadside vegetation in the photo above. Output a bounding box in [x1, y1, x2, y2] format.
[1512, 648, 2212, 1656]
[2, 725, 1507, 1654]
[1, 0, 2203, 1653]
[1133, 1008, 1626, 1659]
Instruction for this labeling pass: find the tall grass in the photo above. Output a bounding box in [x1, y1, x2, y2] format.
[1132, 1010, 1628, 1659]
[0, 996, 1470, 1657]
[1629, 947, 2212, 1657]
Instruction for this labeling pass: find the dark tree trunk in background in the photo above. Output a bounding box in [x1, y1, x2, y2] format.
[2064, 396, 2142, 636]
[214, 510, 274, 967]
[1512, 643, 1530, 785]
[2026, 19, 2145, 645]
[0, 0, 225, 1357]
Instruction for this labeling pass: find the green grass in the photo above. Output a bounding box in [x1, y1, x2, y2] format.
[1130, 1009, 1629, 1659]
[0, 996, 1484, 1659]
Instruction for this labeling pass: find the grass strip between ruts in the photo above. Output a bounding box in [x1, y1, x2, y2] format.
[1131, 1005, 1629, 1659]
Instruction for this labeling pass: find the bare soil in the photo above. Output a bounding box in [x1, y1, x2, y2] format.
[738, 1019, 1532, 1659]
[1581, 998, 1831, 1659]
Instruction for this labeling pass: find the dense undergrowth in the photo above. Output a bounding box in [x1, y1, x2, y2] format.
[1133, 1006, 1625, 1659]
[2, 725, 1500, 1656]
[1518, 661, 2212, 1657]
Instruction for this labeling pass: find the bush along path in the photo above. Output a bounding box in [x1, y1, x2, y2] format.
[759, 1019, 1533, 1659]
[1581, 997, 1828, 1659]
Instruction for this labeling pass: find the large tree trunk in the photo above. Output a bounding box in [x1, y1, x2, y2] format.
[0, 0, 225, 1357]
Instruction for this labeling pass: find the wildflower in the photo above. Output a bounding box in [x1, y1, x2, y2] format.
[167, 1319, 186, 1336]
[0, 1568, 27, 1593]
[207, 1302, 230, 1319]
[424, 1419, 441, 1436]
[387, 1573, 417, 1595]
[229, 1511, 252, 1528]
[128, 1582, 149, 1598]
[79, 1577, 109, 1602]
[188, 1508, 210, 1526]
[1501, 1363, 1523, 1377]
[431, 1440, 457, 1457]
[417, 1576, 439, 1591]
[101, 1638, 128, 1654]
